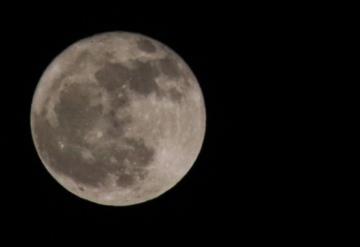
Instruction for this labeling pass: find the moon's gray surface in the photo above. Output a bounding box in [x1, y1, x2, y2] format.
[30, 32, 206, 206]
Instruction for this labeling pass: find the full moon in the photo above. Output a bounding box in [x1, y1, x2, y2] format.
[30, 32, 206, 206]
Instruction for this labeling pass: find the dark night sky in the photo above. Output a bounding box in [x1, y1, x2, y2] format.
[0, 3, 322, 239]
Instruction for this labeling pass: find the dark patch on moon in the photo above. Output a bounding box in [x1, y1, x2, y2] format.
[158, 55, 194, 89]
[95, 63, 131, 92]
[137, 38, 157, 53]
[95, 60, 162, 97]
[33, 114, 155, 187]
[40, 50, 93, 117]
[157, 57, 181, 79]
[123, 138, 155, 166]
[32, 77, 155, 187]
[105, 114, 131, 138]
[116, 173, 136, 187]
[33, 117, 103, 186]
[94, 56, 193, 103]
[168, 87, 183, 102]
[128, 60, 160, 96]
[113, 94, 129, 108]
[112, 137, 154, 187]
[54, 83, 103, 143]
[56, 50, 91, 84]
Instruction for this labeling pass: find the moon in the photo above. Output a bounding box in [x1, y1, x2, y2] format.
[30, 32, 206, 206]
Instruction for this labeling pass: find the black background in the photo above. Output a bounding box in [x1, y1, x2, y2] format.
[1, 3, 324, 239]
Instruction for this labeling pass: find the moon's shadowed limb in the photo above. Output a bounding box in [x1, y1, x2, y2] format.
[31, 32, 206, 206]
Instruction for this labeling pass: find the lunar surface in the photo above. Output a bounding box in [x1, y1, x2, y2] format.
[30, 32, 206, 206]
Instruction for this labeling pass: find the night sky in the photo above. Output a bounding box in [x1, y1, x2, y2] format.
[1, 2, 319, 240]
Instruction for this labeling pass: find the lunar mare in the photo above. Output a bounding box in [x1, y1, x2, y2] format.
[30, 32, 206, 206]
